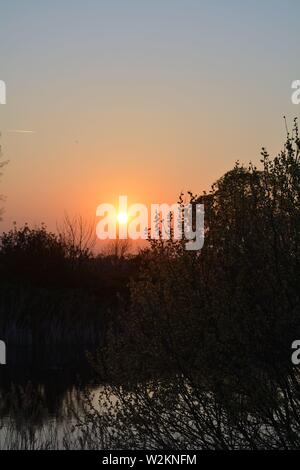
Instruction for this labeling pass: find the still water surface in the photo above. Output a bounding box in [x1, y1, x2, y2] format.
[0, 345, 100, 449]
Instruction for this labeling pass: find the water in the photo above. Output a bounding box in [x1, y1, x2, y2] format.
[0, 345, 99, 449]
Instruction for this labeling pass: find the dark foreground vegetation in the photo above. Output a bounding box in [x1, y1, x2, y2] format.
[1, 120, 300, 449]
[0, 221, 140, 362]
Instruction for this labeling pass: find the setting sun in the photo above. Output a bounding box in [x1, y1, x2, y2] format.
[117, 211, 128, 225]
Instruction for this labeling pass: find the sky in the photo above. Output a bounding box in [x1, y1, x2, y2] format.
[0, 0, 299, 232]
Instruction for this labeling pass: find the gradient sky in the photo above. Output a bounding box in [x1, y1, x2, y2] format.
[0, 0, 299, 231]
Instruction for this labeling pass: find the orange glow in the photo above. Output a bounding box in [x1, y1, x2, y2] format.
[117, 212, 128, 225]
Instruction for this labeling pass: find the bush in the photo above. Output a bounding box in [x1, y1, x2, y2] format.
[81, 119, 300, 449]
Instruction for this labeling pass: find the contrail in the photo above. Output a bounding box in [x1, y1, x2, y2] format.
[6, 129, 36, 134]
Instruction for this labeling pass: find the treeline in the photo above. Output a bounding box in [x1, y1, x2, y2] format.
[0, 222, 140, 362]
[0, 223, 139, 297]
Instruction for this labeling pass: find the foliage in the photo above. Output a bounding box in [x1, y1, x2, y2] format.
[79, 119, 300, 449]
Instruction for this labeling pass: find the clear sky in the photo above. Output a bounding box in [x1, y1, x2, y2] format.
[0, 0, 299, 231]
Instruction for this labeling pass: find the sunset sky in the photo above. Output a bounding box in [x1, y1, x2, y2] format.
[0, 0, 299, 232]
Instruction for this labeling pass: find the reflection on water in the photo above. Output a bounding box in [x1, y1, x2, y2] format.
[0, 345, 99, 449]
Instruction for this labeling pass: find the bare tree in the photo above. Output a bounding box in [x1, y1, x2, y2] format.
[105, 237, 132, 258]
[57, 213, 96, 260]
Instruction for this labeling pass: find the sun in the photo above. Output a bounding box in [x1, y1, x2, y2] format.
[117, 211, 128, 224]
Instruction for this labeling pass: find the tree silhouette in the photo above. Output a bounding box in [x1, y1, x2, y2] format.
[80, 119, 300, 450]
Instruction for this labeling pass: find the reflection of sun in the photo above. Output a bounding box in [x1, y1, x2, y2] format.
[117, 212, 128, 224]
